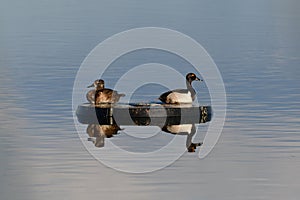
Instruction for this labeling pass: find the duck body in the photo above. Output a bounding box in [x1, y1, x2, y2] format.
[86, 79, 105, 104]
[162, 124, 194, 135]
[87, 79, 124, 104]
[159, 73, 202, 104]
[95, 88, 125, 104]
[159, 89, 193, 104]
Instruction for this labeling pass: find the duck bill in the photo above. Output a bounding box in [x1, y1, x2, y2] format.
[87, 84, 94, 88]
[195, 77, 203, 81]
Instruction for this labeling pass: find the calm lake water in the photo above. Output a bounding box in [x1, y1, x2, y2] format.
[1, 0, 300, 199]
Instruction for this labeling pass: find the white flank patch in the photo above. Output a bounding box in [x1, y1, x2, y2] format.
[168, 91, 192, 103]
[166, 124, 193, 134]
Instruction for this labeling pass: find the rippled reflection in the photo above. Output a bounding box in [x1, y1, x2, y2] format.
[77, 103, 211, 152]
[86, 124, 122, 147]
[162, 124, 202, 152]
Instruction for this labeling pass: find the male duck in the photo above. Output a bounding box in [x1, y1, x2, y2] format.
[159, 73, 203, 104]
[161, 123, 202, 152]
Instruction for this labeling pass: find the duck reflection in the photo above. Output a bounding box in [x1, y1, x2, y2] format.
[86, 124, 122, 148]
[77, 104, 210, 152]
[85, 119, 202, 152]
[162, 123, 202, 152]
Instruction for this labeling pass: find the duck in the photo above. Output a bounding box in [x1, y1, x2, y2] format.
[159, 73, 203, 104]
[161, 123, 202, 152]
[86, 124, 122, 148]
[94, 80, 125, 104]
[86, 79, 105, 104]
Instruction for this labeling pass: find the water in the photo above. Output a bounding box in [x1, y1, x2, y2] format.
[1, 0, 300, 199]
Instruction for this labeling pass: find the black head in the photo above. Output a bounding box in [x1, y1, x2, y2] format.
[186, 73, 203, 83]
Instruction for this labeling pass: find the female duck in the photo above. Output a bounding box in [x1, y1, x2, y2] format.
[159, 73, 203, 104]
[86, 79, 104, 104]
[94, 80, 125, 104]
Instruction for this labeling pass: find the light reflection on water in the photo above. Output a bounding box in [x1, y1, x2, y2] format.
[1, 0, 300, 199]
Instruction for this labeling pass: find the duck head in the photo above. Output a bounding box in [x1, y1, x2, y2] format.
[87, 79, 105, 89]
[186, 73, 203, 83]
